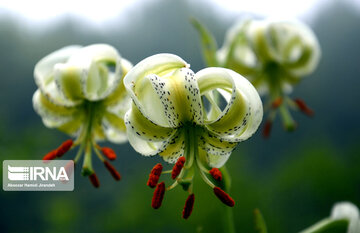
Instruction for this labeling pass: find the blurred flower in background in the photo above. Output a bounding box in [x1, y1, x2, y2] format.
[33, 44, 132, 187]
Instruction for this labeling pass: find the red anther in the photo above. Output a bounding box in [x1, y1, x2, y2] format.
[209, 168, 223, 181]
[213, 187, 235, 207]
[271, 97, 283, 109]
[147, 163, 163, 188]
[104, 161, 121, 181]
[101, 147, 117, 160]
[182, 194, 195, 219]
[294, 98, 314, 117]
[89, 173, 100, 188]
[43, 149, 57, 161]
[171, 156, 186, 179]
[56, 139, 73, 157]
[151, 182, 165, 209]
[262, 120, 272, 138]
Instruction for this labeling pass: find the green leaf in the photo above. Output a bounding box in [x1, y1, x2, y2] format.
[190, 17, 218, 67]
[254, 208, 268, 233]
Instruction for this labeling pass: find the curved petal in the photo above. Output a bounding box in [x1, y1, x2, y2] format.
[198, 147, 231, 168]
[66, 44, 123, 101]
[125, 103, 174, 141]
[199, 129, 237, 156]
[32, 89, 83, 130]
[125, 115, 177, 156]
[123, 53, 189, 127]
[34, 46, 82, 106]
[197, 68, 263, 141]
[145, 68, 203, 127]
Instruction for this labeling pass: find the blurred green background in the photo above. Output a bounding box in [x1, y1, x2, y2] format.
[1, 0, 360, 232]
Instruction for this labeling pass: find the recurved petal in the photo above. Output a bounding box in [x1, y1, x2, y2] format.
[199, 130, 238, 156]
[197, 68, 262, 142]
[123, 53, 189, 127]
[66, 44, 123, 101]
[124, 103, 174, 142]
[33, 89, 83, 131]
[145, 68, 203, 126]
[34, 46, 82, 106]
[198, 147, 231, 168]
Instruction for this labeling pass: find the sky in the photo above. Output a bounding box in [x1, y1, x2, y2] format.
[1, 0, 357, 26]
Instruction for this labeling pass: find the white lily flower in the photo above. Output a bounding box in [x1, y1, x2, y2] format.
[33, 44, 132, 187]
[123, 53, 263, 218]
[217, 18, 321, 137]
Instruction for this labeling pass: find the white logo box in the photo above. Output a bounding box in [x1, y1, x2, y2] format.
[3, 160, 74, 191]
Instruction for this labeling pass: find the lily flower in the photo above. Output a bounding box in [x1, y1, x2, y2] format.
[217, 18, 321, 137]
[192, 18, 320, 137]
[33, 44, 132, 187]
[123, 54, 263, 218]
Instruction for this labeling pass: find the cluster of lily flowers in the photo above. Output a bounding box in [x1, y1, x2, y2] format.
[32, 17, 320, 220]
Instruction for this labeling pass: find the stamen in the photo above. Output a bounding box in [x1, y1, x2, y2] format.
[262, 120, 272, 138]
[43, 149, 57, 160]
[104, 161, 121, 181]
[213, 187, 235, 207]
[271, 97, 283, 109]
[182, 194, 195, 219]
[294, 98, 314, 117]
[89, 173, 100, 188]
[147, 163, 163, 188]
[56, 139, 73, 157]
[101, 147, 117, 160]
[209, 168, 222, 181]
[151, 182, 165, 209]
[171, 156, 185, 179]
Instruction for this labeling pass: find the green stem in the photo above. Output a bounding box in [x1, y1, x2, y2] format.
[81, 101, 96, 176]
[299, 218, 348, 233]
[279, 104, 296, 131]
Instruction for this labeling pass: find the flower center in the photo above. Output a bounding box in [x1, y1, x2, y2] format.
[42, 100, 122, 187]
[146, 123, 235, 219]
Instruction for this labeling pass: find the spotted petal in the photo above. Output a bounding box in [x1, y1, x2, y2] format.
[197, 68, 263, 142]
[124, 53, 189, 127]
[198, 129, 237, 168]
[124, 103, 176, 156]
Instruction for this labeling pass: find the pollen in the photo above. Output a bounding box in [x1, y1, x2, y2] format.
[182, 194, 195, 219]
[89, 173, 100, 188]
[152, 182, 165, 209]
[56, 139, 73, 157]
[104, 161, 121, 181]
[171, 156, 185, 179]
[101, 147, 117, 160]
[42, 149, 57, 160]
[294, 98, 314, 117]
[147, 163, 163, 188]
[209, 168, 222, 181]
[213, 187, 235, 207]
